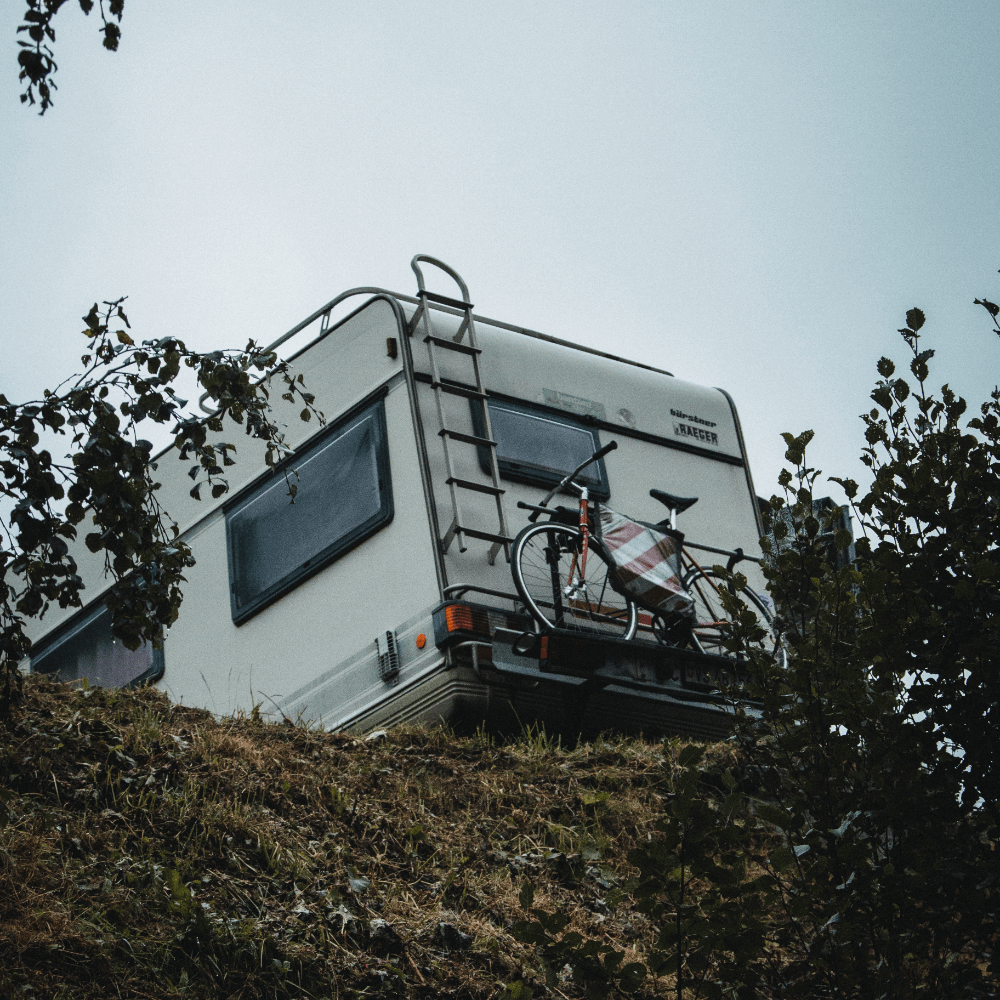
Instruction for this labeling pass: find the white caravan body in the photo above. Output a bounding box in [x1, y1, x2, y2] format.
[27, 262, 767, 740]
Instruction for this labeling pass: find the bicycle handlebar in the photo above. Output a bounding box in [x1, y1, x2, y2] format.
[590, 440, 619, 463]
[528, 440, 618, 521]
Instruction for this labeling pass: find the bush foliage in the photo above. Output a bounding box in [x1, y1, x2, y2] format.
[516, 301, 1000, 998]
[0, 297, 319, 718]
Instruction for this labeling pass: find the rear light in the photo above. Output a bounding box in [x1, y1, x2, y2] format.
[445, 604, 475, 633]
[433, 601, 529, 648]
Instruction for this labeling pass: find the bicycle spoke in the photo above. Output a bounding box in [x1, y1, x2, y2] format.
[683, 566, 781, 662]
[512, 524, 636, 638]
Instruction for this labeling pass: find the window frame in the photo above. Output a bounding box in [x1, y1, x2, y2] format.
[473, 395, 611, 501]
[225, 393, 394, 625]
[30, 601, 166, 689]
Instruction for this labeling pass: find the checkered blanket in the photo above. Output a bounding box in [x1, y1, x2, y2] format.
[596, 506, 694, 615]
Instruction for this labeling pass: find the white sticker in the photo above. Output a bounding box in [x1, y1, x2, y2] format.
[542, 388, 607, 421]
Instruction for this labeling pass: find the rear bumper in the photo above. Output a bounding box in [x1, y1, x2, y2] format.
[428, 599, 759, 740]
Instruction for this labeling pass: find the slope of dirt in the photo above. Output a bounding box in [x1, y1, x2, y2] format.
[1, 676, 736, 999]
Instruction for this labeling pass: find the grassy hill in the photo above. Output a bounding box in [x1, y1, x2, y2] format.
[2, 676, 732, 999]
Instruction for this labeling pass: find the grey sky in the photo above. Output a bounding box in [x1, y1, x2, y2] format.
[3, 2, 998, 510]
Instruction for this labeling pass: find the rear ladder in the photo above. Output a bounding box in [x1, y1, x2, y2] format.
[409, 255, 512, 564]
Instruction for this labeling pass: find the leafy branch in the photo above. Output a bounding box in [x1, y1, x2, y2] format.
[0, 298, 322, 720]
[17, 0, 124, 114]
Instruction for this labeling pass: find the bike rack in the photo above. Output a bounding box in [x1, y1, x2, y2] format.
[443, 582, 523, 604]
[685, 540, 762, 566]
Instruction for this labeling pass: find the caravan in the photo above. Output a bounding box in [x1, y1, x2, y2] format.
[28, 256, 768, 740]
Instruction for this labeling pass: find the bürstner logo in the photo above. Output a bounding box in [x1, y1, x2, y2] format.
[670, 409, 719, 446]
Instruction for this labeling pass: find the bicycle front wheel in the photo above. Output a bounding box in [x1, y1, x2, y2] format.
[683, 567, 782, 663]
[512, 523, 638, 639]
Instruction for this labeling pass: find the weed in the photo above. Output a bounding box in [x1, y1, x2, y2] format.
[1, 675, 686, 998]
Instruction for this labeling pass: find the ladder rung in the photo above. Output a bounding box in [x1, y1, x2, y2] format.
[449, 525, 513, 546]
[446, 477, 505, 496]
[418, 289, 474, 311]
[440, 428, 496, 447]
[424, 335, 481, 356]
[432, 381, 487, 401]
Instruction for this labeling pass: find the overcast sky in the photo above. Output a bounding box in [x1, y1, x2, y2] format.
[3, 1, 998, 511]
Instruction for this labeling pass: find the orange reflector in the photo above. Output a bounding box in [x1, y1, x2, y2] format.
[415, 633, 426, 649]
[445, 604, 474, 632]
[539, 635, 549, 659]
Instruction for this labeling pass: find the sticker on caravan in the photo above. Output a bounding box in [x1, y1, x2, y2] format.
[543, 388, 608, 421]
[671, 408, 720, 447]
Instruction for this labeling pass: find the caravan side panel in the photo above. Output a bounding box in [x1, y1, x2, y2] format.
[27, 299, 445, 724]
[156, 379, 440, 720]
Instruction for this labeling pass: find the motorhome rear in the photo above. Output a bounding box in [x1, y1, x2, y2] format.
[27, 257, 767, 740]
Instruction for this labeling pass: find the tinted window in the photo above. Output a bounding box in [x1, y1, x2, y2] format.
[32, 604, 164, 689]
[226, 398, 392, 624]
[476, 399, 610, 500]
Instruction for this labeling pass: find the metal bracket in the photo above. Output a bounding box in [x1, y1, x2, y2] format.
[441, 515, 464, 554]
[511, 630, 542, 657]
[375, 630, 399, 683]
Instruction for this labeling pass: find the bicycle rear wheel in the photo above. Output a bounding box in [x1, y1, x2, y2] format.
[683, 567, 782, 663]
[512, 523, 638, 639]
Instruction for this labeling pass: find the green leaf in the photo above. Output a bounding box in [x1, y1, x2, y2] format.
[512, 919, 547, 945]
[519, 882, 535, 910]
[755, 804, 794, 830]
[905, 307, 925, 331]
[829, 475, 858, 499]
[618, 962, 647, 992]
[768, 846, 795, 873]
[499, 983, 535, 1000]
[678, 743, 705, 769]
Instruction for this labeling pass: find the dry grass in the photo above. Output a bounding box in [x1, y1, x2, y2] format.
[0, 676, 738, 999]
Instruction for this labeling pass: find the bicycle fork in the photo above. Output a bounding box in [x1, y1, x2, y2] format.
[564, 487, 591, 601]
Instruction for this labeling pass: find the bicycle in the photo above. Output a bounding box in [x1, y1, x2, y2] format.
[510, 441, 780, 660]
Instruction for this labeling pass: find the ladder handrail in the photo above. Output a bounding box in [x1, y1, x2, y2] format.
[411, 254, 472, 304]
[197, 286, 402, 415]
[413, 255, 511, 564]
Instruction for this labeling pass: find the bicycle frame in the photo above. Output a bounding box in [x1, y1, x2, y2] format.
[523, 442, 618, 608]
[563, 484, 591, 601]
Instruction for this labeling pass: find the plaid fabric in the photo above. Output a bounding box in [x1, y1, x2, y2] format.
[596, 506, 694, 615]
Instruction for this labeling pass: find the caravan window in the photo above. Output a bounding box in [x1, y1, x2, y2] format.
[31, 604, 164, 689]
[226, 398, 393, 624]
[476, 398, 610, 500]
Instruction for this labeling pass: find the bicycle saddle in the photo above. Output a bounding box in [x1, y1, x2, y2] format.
[650, 488, 699, 514]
